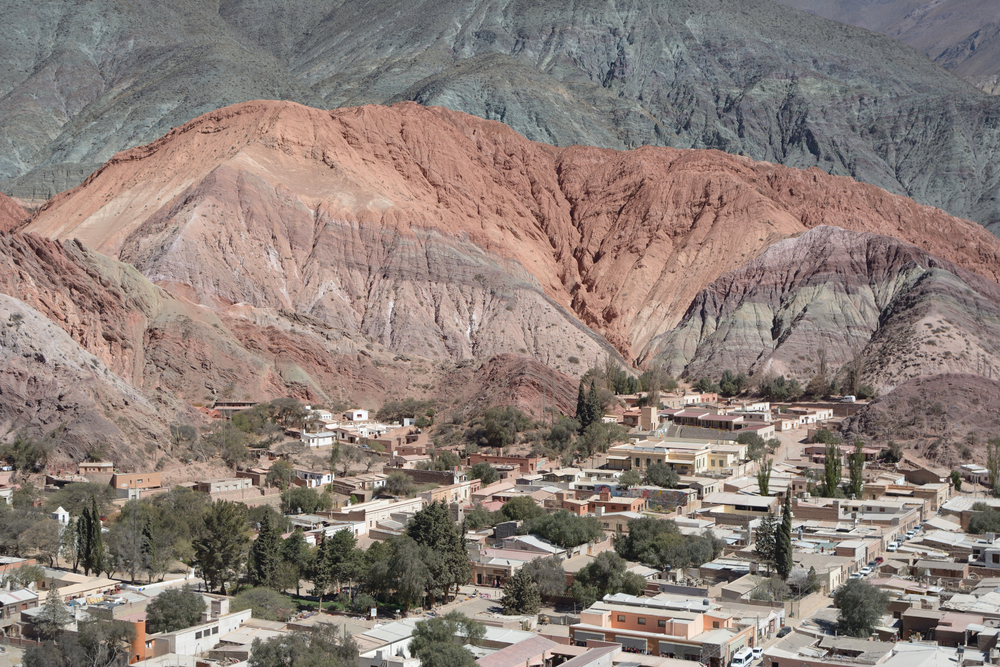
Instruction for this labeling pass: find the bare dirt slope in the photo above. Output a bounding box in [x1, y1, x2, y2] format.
[842, 373, 1000, 467]
[25, 100, 1000, 366]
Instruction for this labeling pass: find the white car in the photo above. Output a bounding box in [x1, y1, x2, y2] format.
[859, 566, 873, 576]
[887, 542, 899, 552]
[849, 572, 863, 580]
[752, 648, 763, 661]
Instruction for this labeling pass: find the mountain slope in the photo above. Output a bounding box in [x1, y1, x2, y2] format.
[773, 0, 1000, 93]
[653, 226, 1000, 392]
[3, 0, 1000, 233]
[0, 193, 25, 232]
[24, 100, 1000, 366]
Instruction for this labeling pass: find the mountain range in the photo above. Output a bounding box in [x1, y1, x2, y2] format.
[4, 100, 1000, 462]
[4, 0, 1000, 236]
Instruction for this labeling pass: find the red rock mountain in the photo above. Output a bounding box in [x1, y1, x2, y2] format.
[0, 193, 26, 232]
[27, 101, 1000, 367]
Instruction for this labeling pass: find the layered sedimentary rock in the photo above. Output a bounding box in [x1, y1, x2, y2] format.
[26, 101, 1000, 366]
[653, 226, 1000, 392]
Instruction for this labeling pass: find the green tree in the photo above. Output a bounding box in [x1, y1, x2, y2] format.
[847, 438, 865, 499]
[619, 469, 642, 489]
[281, 529, 313, 596]
[248, 510, 282, 588]
[754, 512, 777, 574]
[576, 381, 588, 429]
[193, 500, 249, 594]
[108, 499, 147, 583]
[523, 510, 603, 549]
[480, 406, 531, 450]
[383, 471, 414, 497]
[969, 504, 1000, 533]
[407, 502, 471, 604]
[79, 496, 104, 577]
[756, 458, 772, 496]
[281, 486, 329, 515]
[644, 462, 679, 489]
[501, 568, 541, 615]
[586, 381, 601, 428]
[500, 496, 544, 522]
[737, 432, 767, 462]
[951, 470, 963, 492]
[572, 552, 646, 605]
[248, 624, 359, 667]
[24, 618, 136, 667]
[35, 587, 72, 639]
[719, 370, 749, 397]
[146, 586, 206, 634]
[409, 612, 485, 667]
[521, 556, 566, 598]
[823, 443, 843, 497]
[265, 460, 296, 490]
[989, 438, 1000, 497]
[470, 462, 499, 485]
[774, 495, 794, 580]
[45, 483, 117, 516]
[834, 579, 890, 637]
[232, 587, 295, 621]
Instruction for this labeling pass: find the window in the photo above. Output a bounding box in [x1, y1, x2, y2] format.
[711, 460, 716, 467]
[646, 458, 651, 467]
[713, 621, 720, 629]
[636, 458, 641, 468]
[638, 618, 646, 625]
[618, 615, 626, 622]
[992, 554, 999, 564]
[196, 631, 203, 639]
[213, 627, 219, 635]
[658, 620, 667, 627]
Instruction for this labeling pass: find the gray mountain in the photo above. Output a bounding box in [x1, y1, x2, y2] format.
[4, 0, 1000, 234]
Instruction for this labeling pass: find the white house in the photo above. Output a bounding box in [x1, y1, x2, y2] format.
[51, 507, 69, 525]
[295, 468, 333, 488]
[301, 430, 337, 448]
[344, 409, 369, 422]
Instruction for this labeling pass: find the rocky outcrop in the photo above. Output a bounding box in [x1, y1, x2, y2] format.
[0, 194, 25, 232]
[25, 101, 1000, 364]
[653, 226, 1000, 391]
[0, 293, 170, 470]
[4, 0, 1000, 233]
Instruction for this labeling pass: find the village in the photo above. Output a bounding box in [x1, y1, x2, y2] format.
[0, 386, 995, 667]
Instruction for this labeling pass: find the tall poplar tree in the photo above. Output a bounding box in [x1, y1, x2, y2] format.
[847, 438, 865, 499]
[80, 496, 104, 577]
[823, 443, 842, 497]
[576, 381, 588, 427]
[774, 494, 794, 580]
[247, 510, 282, 587]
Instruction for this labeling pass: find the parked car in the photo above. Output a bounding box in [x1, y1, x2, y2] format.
[860, 566, 873, 576]
[887, 542, 899, 552]
[777, 627, 792, 638]
[849, 572, 863, 580]
[752, 648, 763, 661]
[875, 557, 884, 564]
